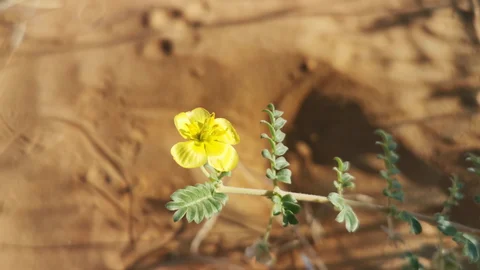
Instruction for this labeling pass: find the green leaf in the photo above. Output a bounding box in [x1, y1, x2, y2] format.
[387, 141, 398, 151]
[391, 179, 402, 189]
[342, 161, 350, 172]
[408, 217, 422, 235]
[281, 194, 296, 203]
[343, 181, 355, 189]
[453, 233, 480, 263]
[392, 190, 404, 202]
[397, 211, 422, 235]
[261, 149, 272, 160]
[328, 192, 359, 232]
[166, 183, 228, 223]
[333, 181, 341, 190]
[274, 143, 289, 156]
[475, 195, 480, 204]
[389, 152, 400, 163]
[345, 208, 359, 232]
[262, 108, 275, 123]
[274, 130, 286, 142]
[379, 170, 389, 179]
[441, 225, 458, 237]
[272, 194, 282, 204]
[273, 203, 282, 216]
[245, 240, 273, 265]
[283, 206, 298, 226]
[276, 169, 292, 184]
[274, 194, 301, 227]
[462, 234, 479, 262]
[328, 192, 345, 209]
[260, 120, 272, 127]
[274, 117, 287, 130]
[466, 153, 480, 162]
[389, 167, 401, 175]
[436, 214, 458, 236]
[333, 157, 351, 173]
[282, 195, 301, 213]
[274, 157, 290, 170]
[283, 202, 301, 213]
[218, 171, 231, 179]
[374, 129, 393, 145]
[172, 207, 187, 223]
[282, 211, 299, 227]
[340, 173, 354, 182]
[402, 252, 425, 270]
[274, 110, 284, 118]
[334, 157, 345, 171]
[384, 189, 404, 202]
[335, 206, 359, 233]
[267, 103, 275, 112]
[260, 120, 276, 137]
[467, 167, 479, 175]
[266, 168, 276, 180]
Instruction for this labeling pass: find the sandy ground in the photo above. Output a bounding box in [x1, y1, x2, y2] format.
[0, 0, 479, 269]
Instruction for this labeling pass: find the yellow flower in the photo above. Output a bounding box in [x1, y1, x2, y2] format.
[171, 107, 240, 172]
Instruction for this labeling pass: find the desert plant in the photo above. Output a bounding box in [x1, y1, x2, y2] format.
[166, 103, 480, 269]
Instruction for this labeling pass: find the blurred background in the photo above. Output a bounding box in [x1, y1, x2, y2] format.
[0, 0, 479, 269]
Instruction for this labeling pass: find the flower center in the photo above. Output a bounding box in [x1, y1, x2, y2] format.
[186, 115, 225, 143]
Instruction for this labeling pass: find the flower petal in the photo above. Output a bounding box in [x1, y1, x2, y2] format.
[187, 108, 211, 124]
[205, 142, 239, 172]
[204, 141, 226, 156]
[171, 141, 207, 168]
[174, 112, 192, 139]
[214, 118, 240, 145]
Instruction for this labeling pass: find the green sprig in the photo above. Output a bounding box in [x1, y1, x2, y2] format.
[466, 153, 480, 204]
[443, 175, 464, 215]
[375, 130, 422, 238]
[375, 129, 404, 202]
[272, 194, 301, 227]
[435, 175, 480, 264]
[261, 103, 292, 185]
[333, 157, 356, 195]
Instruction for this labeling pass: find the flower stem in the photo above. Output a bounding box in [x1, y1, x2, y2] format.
[215, 184, 480, 235]
[201, 165, 211, 178]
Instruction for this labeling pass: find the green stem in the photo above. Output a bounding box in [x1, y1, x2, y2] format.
[386, 197, 395, 238]
[263, 208, 275, 242]
[260, 120, 276, 138]
[437, 230, 445, 270]
[215, 184, 480, 235]
[216, 185, 329, 203]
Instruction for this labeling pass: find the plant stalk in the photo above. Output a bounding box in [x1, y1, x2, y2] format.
[215, 184, 480, 235]
[263, 208, 275, 242]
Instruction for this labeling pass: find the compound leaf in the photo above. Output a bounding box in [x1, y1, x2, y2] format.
[166, 183, 228, 223]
